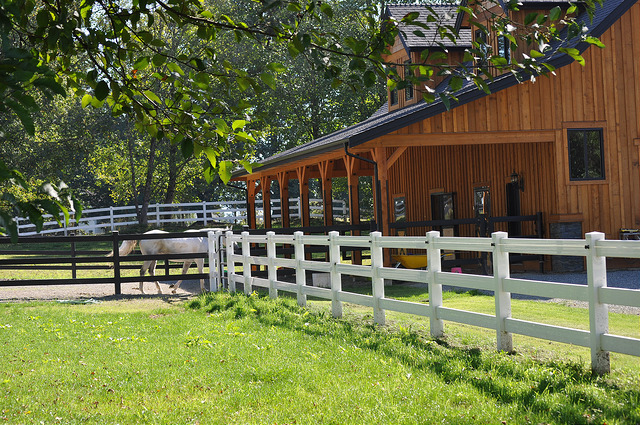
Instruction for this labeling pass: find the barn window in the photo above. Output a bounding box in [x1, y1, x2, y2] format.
[390, 87, 398, 106]
[497, 35, 510, 63]
[474, 29, 489, 69]
[568, 129, 605, 180]
[404, 60, 414, 101]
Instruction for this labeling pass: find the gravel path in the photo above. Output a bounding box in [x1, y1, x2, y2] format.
[0, 279, 204, 303]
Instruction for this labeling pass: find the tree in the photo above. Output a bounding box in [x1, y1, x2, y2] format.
[0, 0, 602, 238]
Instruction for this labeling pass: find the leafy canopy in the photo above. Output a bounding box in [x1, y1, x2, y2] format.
[0, 0, 603, 239]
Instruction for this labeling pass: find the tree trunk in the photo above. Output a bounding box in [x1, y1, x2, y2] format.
[164, 142, 179, 204]
[137, 137, 158, 226]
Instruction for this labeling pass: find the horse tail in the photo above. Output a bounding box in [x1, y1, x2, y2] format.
[106, 239, 138, 257]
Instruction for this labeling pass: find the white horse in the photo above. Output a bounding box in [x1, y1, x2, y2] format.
[109, 229, 226, 294]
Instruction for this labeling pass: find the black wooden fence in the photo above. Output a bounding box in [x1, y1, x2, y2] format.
[0, 231, 211, 295]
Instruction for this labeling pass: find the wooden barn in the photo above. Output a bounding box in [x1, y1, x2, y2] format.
[231, 0, 640, 269]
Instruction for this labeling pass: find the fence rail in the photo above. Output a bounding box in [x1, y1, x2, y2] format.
[14, 199, 351, 236]
[2, 229, 639, 374]
[223, 230, 640, 375]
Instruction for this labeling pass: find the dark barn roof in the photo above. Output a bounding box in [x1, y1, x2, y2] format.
[386, 4, 473, 50]
[234, 0, 636, 178]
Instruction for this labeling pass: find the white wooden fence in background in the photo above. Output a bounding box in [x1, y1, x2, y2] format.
[216, 229, 640, 374]
[15, 199, 349, 236]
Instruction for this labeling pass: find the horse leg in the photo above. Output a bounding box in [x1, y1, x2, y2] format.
[139, 260, 153, 294]
[148, 260, 162, 294]
[170, 260, 192, 294]
[196, 259, 206, 293]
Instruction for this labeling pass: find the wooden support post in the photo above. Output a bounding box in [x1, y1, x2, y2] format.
[246, 180, 258, 230]
[296, 166, 310, 228]
[372, 147, 390, 237]
[319, 160, 334, 227]
[343, 154, 362, 265]
[492, 231, 513, 353]
[261, 176, 272, 229]
[427, 230, 443, 337]
[372, 147, 391, 266]
[586, 231, 610, 374]
[277, 171, 291, 229]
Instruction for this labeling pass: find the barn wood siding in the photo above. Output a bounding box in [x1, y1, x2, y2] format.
[375, 4, 640, 239]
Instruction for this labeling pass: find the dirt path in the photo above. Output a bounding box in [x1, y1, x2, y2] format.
[0, 279, 204, 302]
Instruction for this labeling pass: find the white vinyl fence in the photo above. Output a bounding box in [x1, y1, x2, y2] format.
[15, 198, 349, 236]
[217, 230, 640, 374]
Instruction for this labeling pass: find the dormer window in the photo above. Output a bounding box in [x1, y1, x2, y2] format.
[404, 60, 414, 101]
[474, 29, 489, 70]
[497, 35, 510, 63]
[390, 87, 398, 106]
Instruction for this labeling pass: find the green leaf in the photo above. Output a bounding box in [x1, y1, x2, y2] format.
[203, 147, 218, 168]
[320, 3, 333, 18]
[439, 93, 451, 110]
[237, 77, 252, 92]
[232, 120, 248, 131]
[133, 56, 150, 70]
[267, 62, 286, 73]
[239, 160, 253, 174]
[218, 160, 233, 184]
[560, 47, 585, 66]
[144, 90, 161, 104]
[549, 6, 561, 21]
[95, 81, 109, 101]
[585, 36, 605, 48]
[167, 62, 184, 76]
[5, 99, 35, 135]
[181, 138, 194, 159]
[449, 76, 463, 92]
[33, 77, 66, 96]
[524, 12, 538, 26]
[81, 94, 92, 108]
[260, 73, 276, 90]
[529, 49, 545, 58]
[363, 70, 376, 87]
[152, 54, 166, 67]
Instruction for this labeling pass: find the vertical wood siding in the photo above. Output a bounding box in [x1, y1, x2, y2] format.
[379, 5, 640, 239]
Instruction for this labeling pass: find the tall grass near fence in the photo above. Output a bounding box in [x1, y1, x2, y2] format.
[0, 294, 638, 425]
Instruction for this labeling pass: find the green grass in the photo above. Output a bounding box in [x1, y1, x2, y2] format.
[0, 293, 638, 424]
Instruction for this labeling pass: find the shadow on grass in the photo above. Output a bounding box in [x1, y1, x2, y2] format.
[188, 292, 640, 425]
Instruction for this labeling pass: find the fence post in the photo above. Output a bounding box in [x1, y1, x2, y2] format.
[426, 231, 444, 337]
[585, 231, 610, 374]
[70, 239, 77, 280]
[225, 231, 236, 293]
[329, 231, 343, 318]
[242, 231, 252, 295]
[267, 231, 277, 299]
[112, 230, 121, 295]
[203, 203, 208, 226]
[109, 207, 115, 232]
[207, 231, 218, 292]
[492, 231, 513, 353]
[370, 231, 386, 325]
[294, 231, 307, 307]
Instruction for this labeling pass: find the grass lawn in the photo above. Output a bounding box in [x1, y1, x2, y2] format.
[0, 292, 638, 425]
